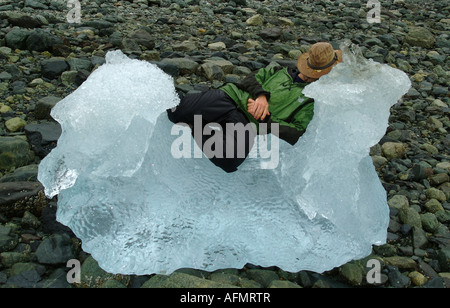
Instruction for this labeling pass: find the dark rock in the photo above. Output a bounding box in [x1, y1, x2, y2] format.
[122, 38, 141, 54]
[108, 31, 123, 47]
[91, 56, 106, 67]
[437, 248, 450, 271]
[243, 269, 279, 287]
[260, 27, 282, 41]
[417, 259, 439, 278]
[50, 270, 78, 289]
[5, 269, 42, 288]
[0, 225, 18, 252]
[404, 27, 435, 48]
[41, 268, 72, 288]
[387, 266, 410, 288]
[67, 57, 92, 71]
[34, 96, 61, 120]
[40, 202, 74, 235]
[11, 80, 26, 94]
[339, 262, 363, 286]
[0, 137, 33, 171]
[24, 0, 48, 9]
[7, 13, 42, 28]
[0, 182, 44, 217]
[5, 28, 30, 49]
[82, 20, 114, 30]
[25, 123, 62, 158]
[0, 164, 38, 183]
[141, 271, 234, 288]
[432, 86, 448, 97]
[199, 62, 224, 81]
[75, 69, 90, 86]
[411, 163, 433, 181]
[413, 226, 429, 249]
[160, 58, 199, 75]
[35, 233, 76, 265]
[423, 277, 447, 288]
[26, 29, 62, 52]
[40, 58, 68, 80]
[129, 29, 155, 50]
[405, 87, 421, 99]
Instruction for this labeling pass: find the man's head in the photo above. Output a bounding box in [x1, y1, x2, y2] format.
[297, 42, 343, 80]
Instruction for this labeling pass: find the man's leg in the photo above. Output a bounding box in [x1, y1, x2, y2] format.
[167, 89, 255, 172]
[167, 89, 236, 125]
[207, 109, 256, 172]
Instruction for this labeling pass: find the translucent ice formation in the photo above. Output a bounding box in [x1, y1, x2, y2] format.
[38, 43, 411, 275]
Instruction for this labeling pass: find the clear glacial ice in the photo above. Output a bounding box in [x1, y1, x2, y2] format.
[38, 42, 411, 275]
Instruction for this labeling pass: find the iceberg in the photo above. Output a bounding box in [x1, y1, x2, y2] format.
[38, 42, 411, 275]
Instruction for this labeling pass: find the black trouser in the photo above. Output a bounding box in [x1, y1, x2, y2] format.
[167, 89, 256, 172]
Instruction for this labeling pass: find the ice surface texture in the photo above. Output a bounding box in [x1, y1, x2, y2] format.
[38, 43, 411, 275]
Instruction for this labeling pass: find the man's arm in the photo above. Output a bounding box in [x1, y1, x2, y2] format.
[247, 94, 270, 121]
[269, 99, 315, 145]
[236, 66, 284, 100]
[268, 119, 305, 145]
[236, 70, 270, 100]
[236, 67, 284, 121]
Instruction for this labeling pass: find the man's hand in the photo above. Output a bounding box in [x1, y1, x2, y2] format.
[247, 95, 270, 121]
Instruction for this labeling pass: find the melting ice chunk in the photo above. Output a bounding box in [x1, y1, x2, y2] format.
[38, 44, 410, 275]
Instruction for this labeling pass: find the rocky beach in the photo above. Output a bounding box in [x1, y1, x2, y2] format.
[0, 0, 449, 289]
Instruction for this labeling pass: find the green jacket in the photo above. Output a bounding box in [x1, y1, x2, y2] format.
[221, 66, 314, 145]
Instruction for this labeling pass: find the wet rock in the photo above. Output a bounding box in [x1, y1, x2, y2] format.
[7, 13, 42, 28]
[200, 62, 224, 81]
[0, 137, 33, 171]
[141, 272, 238, 288]
[208, 41, 226, 51]
[24, 0, 48, 10]
[408, 271, 428, 286]
[425, 199, 445, 213]
[40, 58, 69, 80]
[339, 262, 363, 286]
[268, 280, 301, 288]
[260, 27, 283, 41]
[22, 210, 40, 229]
[129, 29, 155, 50]
[0, 182, 45, 217]
[421, 213, 440, 233]
[161, 57, 199, 75]
[34, 96, 61, 120]
[399, 207, 422, 228]
[25, 122, 62, 158]
[404, 27, 435, 48]
[5, 28, 30, 50]
[426, 188, 447, 202]
[246, 14, 263, 26]
[67, 58, 92, 71]
[243, 269, 279, 287]
[35, 233, 76, 265]
[26, 29, 62, 52]
[412, 226, 428, 249]
[5, 117, 26, 132]
[388, 194, 409, 210]
[79, 255, 130, 288]
[437, 248, 450, 271]
[384, 256, 417, 270]
[382, 142, 406, 159]
[0, 225, 18, 253]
